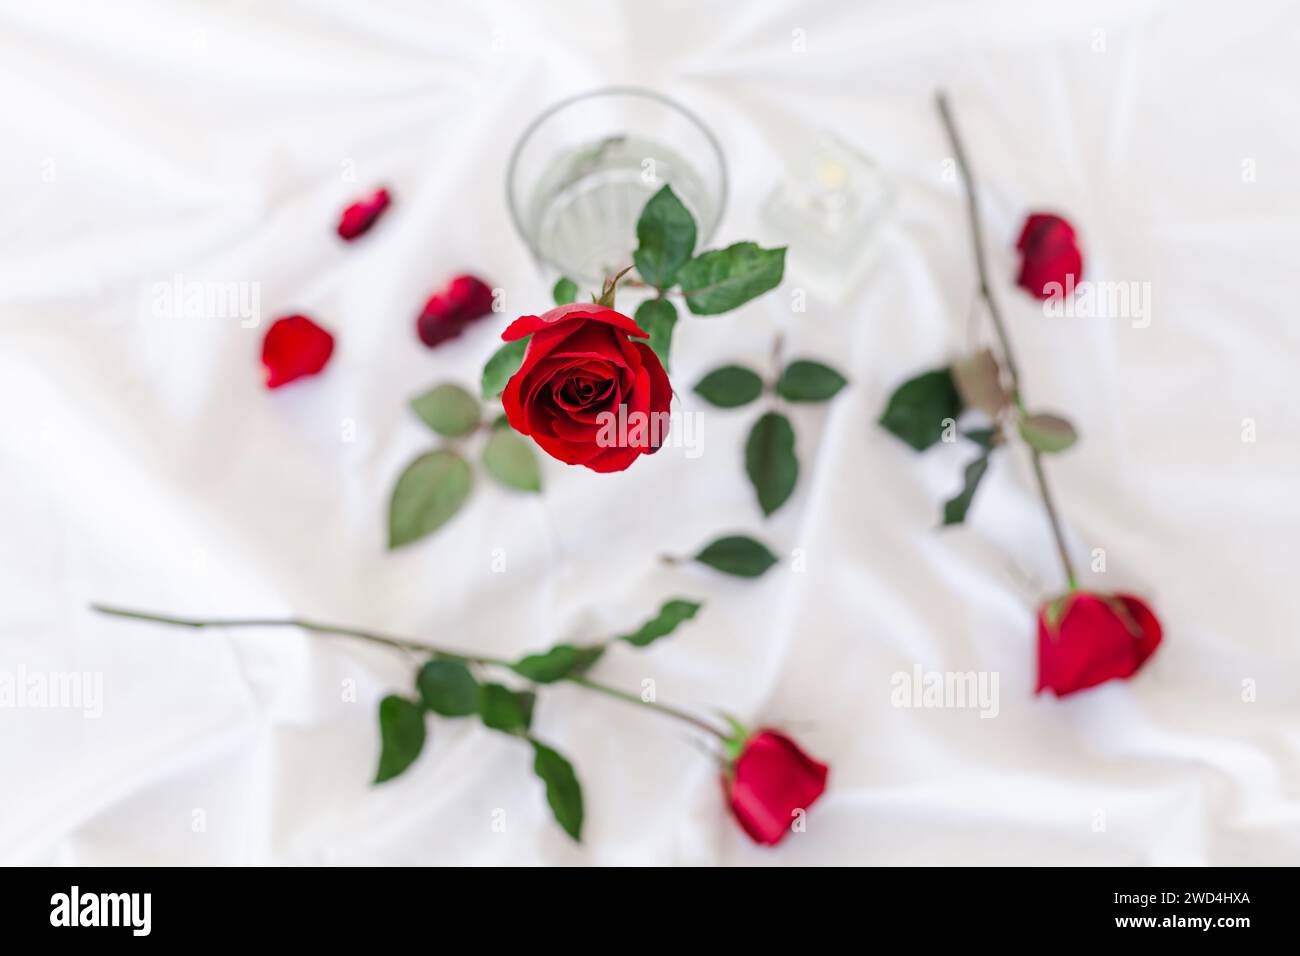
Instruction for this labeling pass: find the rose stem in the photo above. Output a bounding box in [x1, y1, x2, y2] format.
[770, 332, 785, 392]
[566, 675, 728, 740]
[935, 91, 1079, 590]
[90, 604, 729, 739]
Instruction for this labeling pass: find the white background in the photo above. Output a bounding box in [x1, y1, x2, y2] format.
[2, 0, 1298, 865]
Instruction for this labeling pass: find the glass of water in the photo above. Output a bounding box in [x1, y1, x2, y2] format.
[507, 87, 728, 287]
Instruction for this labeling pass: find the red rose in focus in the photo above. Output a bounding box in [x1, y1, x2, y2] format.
[1037, 591, 1161, 696]
[417, 275, 495, 348]
[723, 730, 829, 846]
[500, 303, 671, 473]
[261, 314, 335, 389]
[336, 187, 391, 241]
[1015, 212, 1083, 300]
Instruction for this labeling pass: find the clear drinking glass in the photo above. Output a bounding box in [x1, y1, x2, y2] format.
[507, 87, 728, 286]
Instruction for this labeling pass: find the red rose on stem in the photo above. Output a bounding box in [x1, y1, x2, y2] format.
[1036, 591, 1162, 696]
[1015, 212, 1083, 300]
[500, 303, 671, 473]
[261, 314, 335, 389]
[417, 275, 495, 348]
[336, 187, 391, 241]
[723, 730, 829, 846]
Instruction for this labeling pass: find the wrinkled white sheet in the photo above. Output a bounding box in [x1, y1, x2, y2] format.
[2, 0, 1299, 865]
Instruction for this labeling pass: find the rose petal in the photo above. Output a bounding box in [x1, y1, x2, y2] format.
[336, 187, 391, 241]
[502, 303, 648, 343]
[417, 274, 495, 348]
[261, 314, 335, 389]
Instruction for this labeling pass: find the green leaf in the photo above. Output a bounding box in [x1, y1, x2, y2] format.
[417, 660, 480, 717]
[694, 365, 764, 408]
[388, 450, 473, 548]
[879, 368, 963, 451]
[694, 535, 779, 578]
[552, 276, 578, 306]
[620, 599, 702, 648]
[942, 453, 991, 527]
[479, 683, 535, 734]
[963, 427, 999, 450]
[745, 411, 799, 516]
[635, 298, 678, 372]
[1018, 413, 1078, 454]
[776, 360, 848, 402]
[632, 185, 697, 290]
[569, 645, 606, 675]
[481, 337, 529, 399]
[951, 348, 1009, 417]
[482, 427, 541, 492]
[530, 738, 584, 842]
[678, 242, 786, 315]
[410, 383, 481, 437]
[511, 644, 605, 684]
[374, 695, 426, 783]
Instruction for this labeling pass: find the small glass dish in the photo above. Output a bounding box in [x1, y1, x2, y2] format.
[507, 87, 728, 286]
[761, 130, 895, 305]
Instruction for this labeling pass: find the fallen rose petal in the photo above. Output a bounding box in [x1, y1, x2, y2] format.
[336, 187, 391, 241]
[416, 274, 495, 348]
[262, 314, 335, 389]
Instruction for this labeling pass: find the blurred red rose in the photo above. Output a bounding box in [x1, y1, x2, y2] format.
[336, 187, 391, 241]
[417, 275, 495, 348]
[1036, 591, 1161, 696]
[1015, 212, 1083, 299]
[262, 315, 335, 389]
[500, 303, 671, 473]
[723, 730, 829, 846]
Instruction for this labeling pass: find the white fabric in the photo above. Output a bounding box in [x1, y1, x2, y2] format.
[3, 0, 1299, 865]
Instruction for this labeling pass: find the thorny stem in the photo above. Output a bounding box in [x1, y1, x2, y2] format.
[91, 604, 729, 739]
[935, 91, 1079, 590]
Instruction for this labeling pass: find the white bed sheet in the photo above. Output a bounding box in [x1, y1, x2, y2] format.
[2, 0, 1299, 865]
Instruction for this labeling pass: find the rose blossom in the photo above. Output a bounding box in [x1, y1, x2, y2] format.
[1036, 591, 1162, 696]
[723, 729, 829, 846]
[500, 303, 671, 473]
[1015, 212, 1083, 299]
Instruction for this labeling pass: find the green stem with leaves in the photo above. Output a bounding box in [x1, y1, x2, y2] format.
[90, 604, 728, 739]
[936, 91, 1079, 590]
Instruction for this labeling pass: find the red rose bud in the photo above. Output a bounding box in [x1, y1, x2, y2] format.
[416, 274, 495, 348]
[1015, 212, 1083, 300]
[261, 314, 335, 389]
[723, 730, 829, 846]
[1036, 591, 1162, 696]
[499, 303, 671, 473]
[336, 187, 391, 241]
